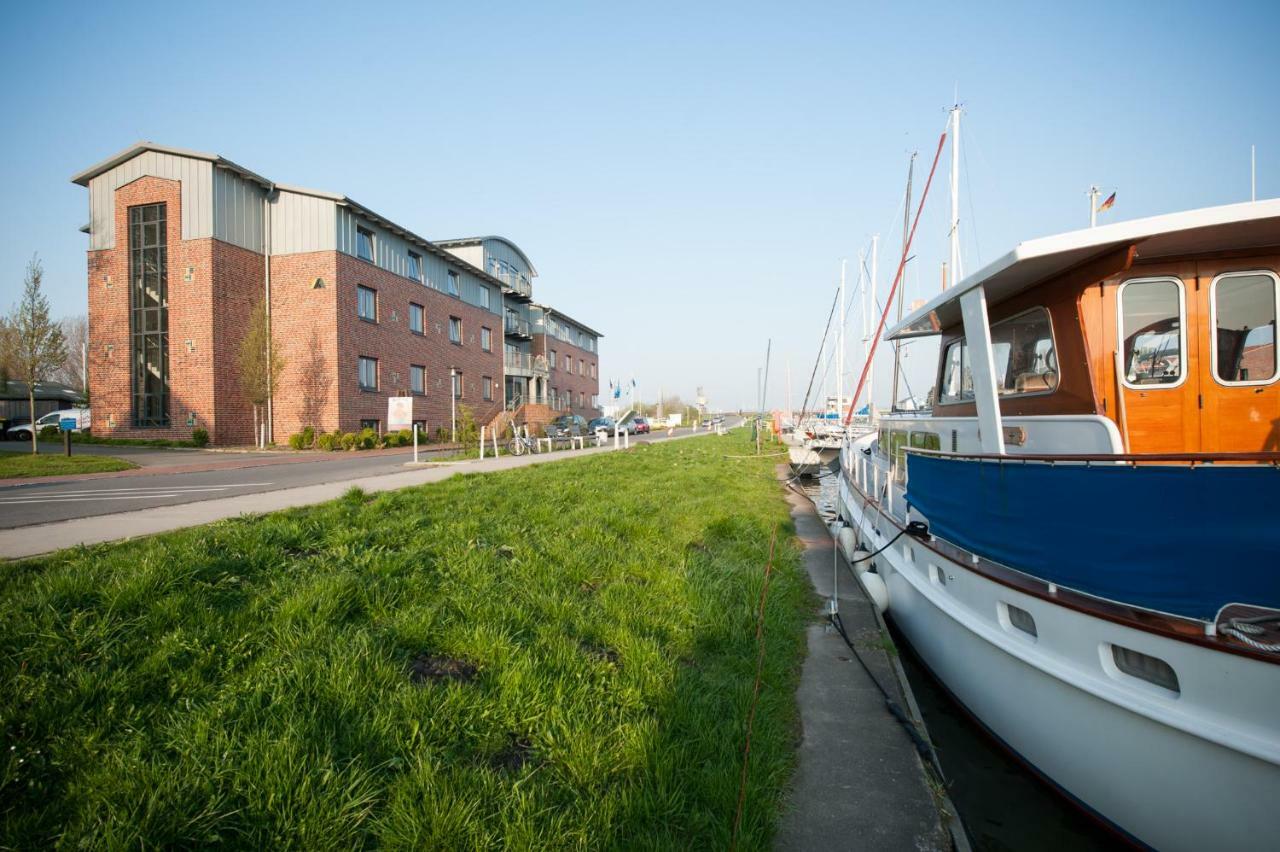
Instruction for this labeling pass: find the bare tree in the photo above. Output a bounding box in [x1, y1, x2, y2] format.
[2, 257, 67, 454]
[237, 300, 285, 446]
[298, 328, 331, 430]
[51, 314, 88, 393]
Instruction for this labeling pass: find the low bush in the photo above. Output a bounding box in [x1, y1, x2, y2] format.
[383, 432, 402, 448]
[398, 429, 412, 445]
[357, 428, 378, 450]
[315, 432, 338, 452]
[191, 428, 209, 447]
[340, 432, 357, 451]
[39, 425, 60, 439]
[300, 425, 315, 448]
[287, 433, 307, 450]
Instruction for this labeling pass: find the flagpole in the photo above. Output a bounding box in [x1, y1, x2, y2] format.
[1089, 185, 1100, 228]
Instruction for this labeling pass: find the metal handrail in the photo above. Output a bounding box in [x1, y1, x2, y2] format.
[906, 448, 1280, 466]
[504, 315, 531, 336]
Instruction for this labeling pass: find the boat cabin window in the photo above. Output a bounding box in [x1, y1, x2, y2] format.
[1120, 278, 1185, 387]
[990, 308, 1057, 396]
[938, 339, 973, 403]
[1212, 271, 1278, 385]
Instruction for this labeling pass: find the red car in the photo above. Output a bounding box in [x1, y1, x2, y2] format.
[629, 416, 651, 434]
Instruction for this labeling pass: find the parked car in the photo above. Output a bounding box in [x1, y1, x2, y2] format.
[588, 416, 617, 436]
[0, 416, 30, 439]
[547, 414, 589, 436]
[6, 409, 90, 442]
[628, 416, 651, 434]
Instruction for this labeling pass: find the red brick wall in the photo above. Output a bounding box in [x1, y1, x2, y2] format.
[332, 253, 504, 435]
[534, 333, 600, 417]
[212, 241, 270, 445]
[269, 251, 340, 438]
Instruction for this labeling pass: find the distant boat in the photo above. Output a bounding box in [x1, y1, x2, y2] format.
[838, 198, 1280, 850]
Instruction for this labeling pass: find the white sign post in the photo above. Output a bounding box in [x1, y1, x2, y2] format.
[387, 396, 413, 434]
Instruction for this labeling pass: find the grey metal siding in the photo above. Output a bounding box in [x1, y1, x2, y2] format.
[87, 151, 213, 250]
[212, 167, 266, 253]
[480, 238, 533, 280]
[270, 191, 337, 255]
[337, 209, 500, 315]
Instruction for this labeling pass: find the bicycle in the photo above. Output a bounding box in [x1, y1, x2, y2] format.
[507, 432, 540, 456]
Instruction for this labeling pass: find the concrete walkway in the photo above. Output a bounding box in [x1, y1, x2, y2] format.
[775, 482, 966, 851]
[0, 432, 700, 561]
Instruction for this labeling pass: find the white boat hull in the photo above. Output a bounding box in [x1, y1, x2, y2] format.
[836, 466, 1280, 851]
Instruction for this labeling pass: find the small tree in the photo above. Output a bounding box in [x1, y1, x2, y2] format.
[52, 314, 88, 393]
[237, 300, 285, 445]
[2, 257, 67, 454]
[298, 327, 331, 431]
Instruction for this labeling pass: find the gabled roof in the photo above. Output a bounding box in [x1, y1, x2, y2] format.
[70, 141, 273, 189]
[435, 236, 538, 277]
[888, 198, 1280, 339]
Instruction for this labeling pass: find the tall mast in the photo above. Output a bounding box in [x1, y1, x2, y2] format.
[1089, 185, 1100, 228]
[838, 259, 846, 421]
[868, 234, 878, 414]
[891, 153, 916, 412]
[949, 104, 962, 286]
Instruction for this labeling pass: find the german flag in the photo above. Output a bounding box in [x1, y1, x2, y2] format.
[1097, 191, 1116, 213]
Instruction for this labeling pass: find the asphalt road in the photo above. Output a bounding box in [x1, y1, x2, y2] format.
[0, 423, 737, 531]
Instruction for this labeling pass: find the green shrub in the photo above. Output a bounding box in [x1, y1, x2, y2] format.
[434, 427, 450, 443]
[287, 433, 306, 450]
[301, 425, 315, 448]
[383, 432, 402, 448]
[39, 425, 60, 439]
[357, 428, 378, 450]
[398, 429, 412, 445]
[315, 432, 337, 452]
[455, 405, 479, 447]
[340, 432, 357, 451]
[191, 427, 209, 447]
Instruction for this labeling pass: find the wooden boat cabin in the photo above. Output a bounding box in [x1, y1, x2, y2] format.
[883, 199, 1280, 459]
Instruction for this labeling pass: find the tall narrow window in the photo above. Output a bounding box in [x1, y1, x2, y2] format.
[447, 270, 460, 296]
[411, 364, 425, 394]
[482, 376, 493, 401]
[409, 302, 424, 334]
[408, 251, 422, 283]
[1213, 271, 1278, 384]
[449, 316, 462, 344]
[938, 339, 973, 404]
[129, 203, 169, 427]
[1120, 278, 1184, 386]
[452, 371, 463, 399]
[480, 327, 492, 351]
[479, 285, 491, 310]
[358, 285, 377, 322]
[359, 356, 378, 390]
[356, 226, 375, 262]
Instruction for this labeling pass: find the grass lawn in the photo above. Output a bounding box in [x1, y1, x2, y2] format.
[0, 430, 811, 849]
[0, 453, 137, 479]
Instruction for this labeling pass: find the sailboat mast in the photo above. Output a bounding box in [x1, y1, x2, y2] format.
[890, 153, 916, 412]
[838, 259, 846, 422]
[949, 104, 962, 285]
[868, 235, 878, 415]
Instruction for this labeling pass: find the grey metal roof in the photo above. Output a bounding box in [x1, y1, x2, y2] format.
[0, 380, 85, 402]
[435, 236, 538, 276]
[888, 198, 1280, 340]
[70, 141, 274, 189]
[537, 304, 604, 339]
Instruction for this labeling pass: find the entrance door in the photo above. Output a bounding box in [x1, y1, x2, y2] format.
[1197, 267, 1280, 452]
[1116, 274, 1201, 452]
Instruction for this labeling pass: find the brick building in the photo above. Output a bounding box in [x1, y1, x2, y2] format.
[72, 143, 601, 444]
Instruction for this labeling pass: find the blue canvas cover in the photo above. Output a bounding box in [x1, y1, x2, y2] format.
[905, 453, 1280, 621]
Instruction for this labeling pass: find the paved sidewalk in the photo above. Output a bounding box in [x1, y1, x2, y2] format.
[774, 481, 966, 851]
[0, 432, 703, 560]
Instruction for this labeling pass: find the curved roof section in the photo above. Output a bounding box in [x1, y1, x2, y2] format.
[434, 236, 537, 277]
[888, 198, 1280, 339]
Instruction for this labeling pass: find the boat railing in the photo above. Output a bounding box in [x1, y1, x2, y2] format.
[905, 449, 1280, 467]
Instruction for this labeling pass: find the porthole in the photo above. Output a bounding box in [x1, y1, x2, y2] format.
[1000, 602, 1038, 638]
[1110, 645, 1179, 695]
[929, 564, 946, 586]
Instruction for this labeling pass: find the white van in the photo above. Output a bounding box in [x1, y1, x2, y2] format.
[6, 408, 91, 441]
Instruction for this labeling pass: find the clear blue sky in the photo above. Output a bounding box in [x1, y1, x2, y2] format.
[3, 0, 1277, 410]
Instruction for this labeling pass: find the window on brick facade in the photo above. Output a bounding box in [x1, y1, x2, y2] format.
[578, 360, 584, 376]
[482, 376, 493, 401]
[409, 302, 424, 334]
[550, 349, 556, 369]
[359, 356, 378, 390]
[480, 327, 492, 351]
[356, 226, 375, 262]
[129, 202, 170, 427]
[447, 270, 460, 296]
[579, 392, 585, 408]
[408, 251, 422, 282]
[479, 285, 491, 310]
[411, 364, 425, 394]
[449, 316, 462, 344]
[590, 362, 596, 378]
[358, 286, 377, 322]
[452, 371, 463, 399]
[360, 418, 380, 432]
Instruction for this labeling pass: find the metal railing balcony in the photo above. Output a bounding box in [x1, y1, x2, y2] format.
[493, 269, 533, 299]
[504, 315, 531, 338]
[504, 352, 548, 376]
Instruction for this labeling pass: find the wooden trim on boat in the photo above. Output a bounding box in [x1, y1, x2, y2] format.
[846, 475, 1279, 664]
[906, 448, 1280, 465]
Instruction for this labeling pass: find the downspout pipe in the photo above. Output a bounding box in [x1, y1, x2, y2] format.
[263, 184, 277, 446]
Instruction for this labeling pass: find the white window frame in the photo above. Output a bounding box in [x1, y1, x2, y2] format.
[409, 302, 424, 334]
[356, 226, 375, 263]
[1209, 269, 1280, 388]
[357, 285, 377, 322]
[407, 251, 422, 283]
[480, 326, 492, 352]
[447, 270, 460, 297]
[449, 316, 462, 344]
[410, 364, 426, 394]
[358, 356, 378, 390]
[1117, 276, 1188, 391]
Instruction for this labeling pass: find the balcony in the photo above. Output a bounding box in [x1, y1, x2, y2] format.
[504, 352, 548, 378]
[493, 268, 533, 301]
[504, 315, 532, 340]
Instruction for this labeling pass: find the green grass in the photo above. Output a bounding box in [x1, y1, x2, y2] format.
[0, 431, 811, 849]
[0, 453, 137, 479]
